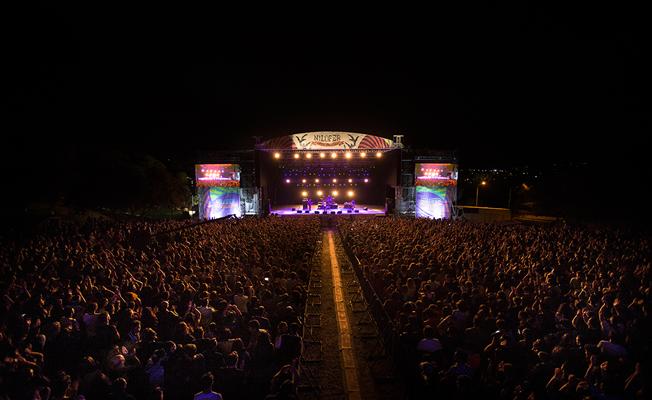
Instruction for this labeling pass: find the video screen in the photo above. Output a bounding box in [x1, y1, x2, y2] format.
[415, 163, 457, 219]
[196, 164, 241, 219]
[195, 164, 240, 187]
[415, 163, 457, 185]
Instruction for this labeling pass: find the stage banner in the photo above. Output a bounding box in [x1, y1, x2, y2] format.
[290, 132, 393, 150]
[415, 163, 458, 219]
[198, 186, 241, 219]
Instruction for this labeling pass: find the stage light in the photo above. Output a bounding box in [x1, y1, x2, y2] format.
[364, 178, 369, 183]
[305, 153, 312, 159]
[315, 178, 320, 183]
[360, 152, 366, 158]
[331, 152, 337, 158]
[348, 178, 353, 183]
[481, 181, 487, 186]
[376, 152, 382, 158]
[293, 153, 300, 159]
[301, 191, 308, 197]
[285, 179, 290, 183]
[317, 190, 323, 196]
[320, 152, 326, 158]
[332, 190, 339, 196]
[302, 179, 307, 183]
[347, 190, 354, 197]
[345, 152, 352, 159]
[274, 152, 281, 159]
[332, 178, 337, 183]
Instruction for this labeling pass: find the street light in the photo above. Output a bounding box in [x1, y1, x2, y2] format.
[475, 180, 487, 206]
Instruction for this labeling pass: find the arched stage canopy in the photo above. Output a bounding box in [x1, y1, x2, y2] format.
[257, 132, 395, 151]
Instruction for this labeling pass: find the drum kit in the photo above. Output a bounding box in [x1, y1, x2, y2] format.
[304, 195, 356, 210]
[316, 195, 337, 210]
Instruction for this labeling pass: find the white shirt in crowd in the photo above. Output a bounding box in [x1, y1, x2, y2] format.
[234, 294, 249, 314]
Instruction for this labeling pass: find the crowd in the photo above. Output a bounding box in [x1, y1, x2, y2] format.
[340, 218, 650, 400]
[1, 216, 320, 400]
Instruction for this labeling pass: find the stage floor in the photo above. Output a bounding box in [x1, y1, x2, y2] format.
[271, 204, 386, 216]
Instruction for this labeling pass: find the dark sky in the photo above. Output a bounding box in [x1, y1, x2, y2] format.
[4, 4, 649, 171]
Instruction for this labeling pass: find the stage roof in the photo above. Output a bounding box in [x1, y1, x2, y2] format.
[257, 132, 395, 150]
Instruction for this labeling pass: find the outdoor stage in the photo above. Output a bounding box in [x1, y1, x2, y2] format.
[271, 204, 386, 216]
[196, 132, 458, 219]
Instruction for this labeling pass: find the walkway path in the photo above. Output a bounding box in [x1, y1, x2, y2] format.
[307, 224, 404, 400]
[326, 230, 362, 400]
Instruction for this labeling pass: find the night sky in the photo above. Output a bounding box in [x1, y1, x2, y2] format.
[4, 4, 649, 173]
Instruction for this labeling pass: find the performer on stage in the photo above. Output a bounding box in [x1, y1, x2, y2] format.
[325, 195, 335, 209]
[307, 197, 312, 210]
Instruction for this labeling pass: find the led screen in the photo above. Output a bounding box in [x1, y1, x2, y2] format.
[195, 164, 240, 187]
[196, 164, 241, 219]
[415, 163, 457, 219]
